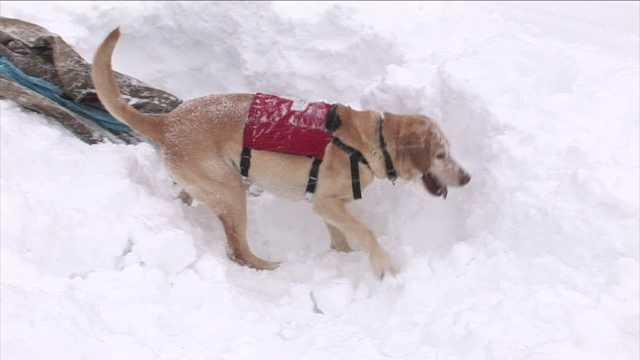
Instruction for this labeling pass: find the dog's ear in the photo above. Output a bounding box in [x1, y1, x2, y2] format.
[393, 115, 431, 175]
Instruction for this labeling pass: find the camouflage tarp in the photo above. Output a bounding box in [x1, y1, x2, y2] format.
[0, 17, 182, 144]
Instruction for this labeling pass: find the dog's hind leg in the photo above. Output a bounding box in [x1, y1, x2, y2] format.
[325, 222, 353, 252]
[200, 176, 278, 271]
[314, 199, 396, 278]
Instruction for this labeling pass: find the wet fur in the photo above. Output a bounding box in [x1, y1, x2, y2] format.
[92, 28, 470, 278]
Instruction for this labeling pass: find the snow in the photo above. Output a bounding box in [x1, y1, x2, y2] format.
[1, 2, 638, 359]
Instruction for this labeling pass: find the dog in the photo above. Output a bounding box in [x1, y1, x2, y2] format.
[91, 28, 471, 278]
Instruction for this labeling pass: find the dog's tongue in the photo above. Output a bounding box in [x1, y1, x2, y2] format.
[422, 172, 448, 199]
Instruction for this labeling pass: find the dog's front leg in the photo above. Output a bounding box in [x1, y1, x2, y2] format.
[314, 198, 396, 278]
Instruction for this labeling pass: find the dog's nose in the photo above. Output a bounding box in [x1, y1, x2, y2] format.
[460, 174, 471, 185]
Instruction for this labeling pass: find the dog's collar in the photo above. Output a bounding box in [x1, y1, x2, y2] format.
[378, 114, 397, 184]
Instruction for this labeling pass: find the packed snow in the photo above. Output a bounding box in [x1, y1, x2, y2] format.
[1, 2, 638, 359]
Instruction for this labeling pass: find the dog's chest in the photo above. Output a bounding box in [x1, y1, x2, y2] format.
[243, 93, 332, 159]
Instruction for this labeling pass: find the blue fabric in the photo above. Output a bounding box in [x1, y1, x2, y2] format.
[0, 55, 132, 132]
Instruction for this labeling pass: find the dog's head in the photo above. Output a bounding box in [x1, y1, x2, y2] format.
[386, 113, 471, 198]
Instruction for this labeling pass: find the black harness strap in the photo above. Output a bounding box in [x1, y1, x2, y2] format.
[325, 104, 342, 132]
[331, 137, 369, 200]
[240, 147, 251, 177]
[305, 157, 322, 197]
[378, 116, 398, 184]
[330, 115, 398, 200]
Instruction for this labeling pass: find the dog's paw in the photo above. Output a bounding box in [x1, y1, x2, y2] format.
[257, 259, 280, 271]
[369, 248, 397, 279]
[228, 251, 280, 271]
[330, 241, 354, 253]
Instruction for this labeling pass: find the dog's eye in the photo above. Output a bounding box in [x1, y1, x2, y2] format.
[436, 153, 446, 159]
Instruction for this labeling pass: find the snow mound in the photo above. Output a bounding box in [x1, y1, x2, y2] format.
[2, 2, 638, 359]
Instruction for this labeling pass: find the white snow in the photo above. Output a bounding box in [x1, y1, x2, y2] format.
[1, 2, 638, 359]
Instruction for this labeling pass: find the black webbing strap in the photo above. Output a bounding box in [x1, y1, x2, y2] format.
[349, 154, 363, 200]
[240, 147, 251, 177]
[325, 104, 342, 132]
[304, 157, 322, 197]
[331, 137, 369, 200]
[378, 116, 398, 184]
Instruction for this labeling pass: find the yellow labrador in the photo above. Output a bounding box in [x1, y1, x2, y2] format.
[92, 28, 470, 278]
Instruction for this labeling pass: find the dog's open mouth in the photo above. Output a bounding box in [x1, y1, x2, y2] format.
[422, 171, 448, 199]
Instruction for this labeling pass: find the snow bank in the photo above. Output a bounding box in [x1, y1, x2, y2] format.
[1, 2, 638, 359]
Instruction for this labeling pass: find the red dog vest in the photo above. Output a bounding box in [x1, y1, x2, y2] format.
[239, 93, 335, 199]
[243, 93, 333, 159]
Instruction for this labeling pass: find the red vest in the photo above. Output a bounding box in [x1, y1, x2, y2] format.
[243, 93, 332, 159]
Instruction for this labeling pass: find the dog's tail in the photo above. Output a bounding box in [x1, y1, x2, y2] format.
[92, 27, 164, 143]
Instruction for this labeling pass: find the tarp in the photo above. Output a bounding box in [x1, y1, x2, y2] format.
[0, 17, 183, 144]
[0, 55, 130, 132]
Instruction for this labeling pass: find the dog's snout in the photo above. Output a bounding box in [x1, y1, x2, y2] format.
[460, 173, 471, 185]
